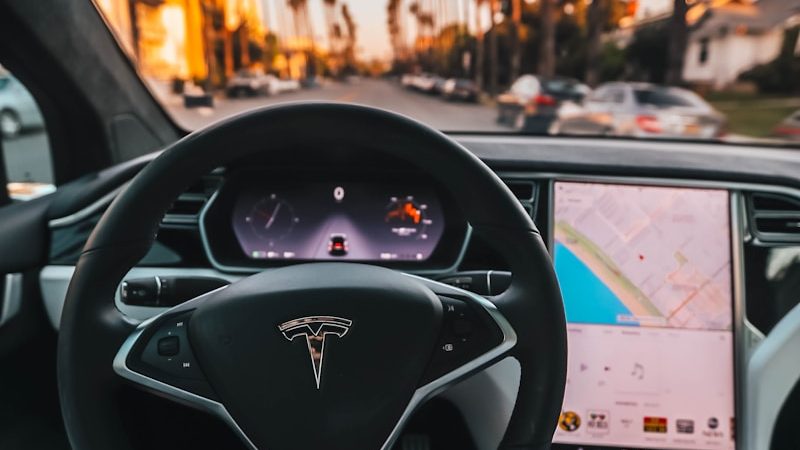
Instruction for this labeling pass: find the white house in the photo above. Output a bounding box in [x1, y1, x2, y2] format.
[683, 0, 800, 90]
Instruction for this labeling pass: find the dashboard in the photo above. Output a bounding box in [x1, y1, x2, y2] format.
[38, 136, 800, 450]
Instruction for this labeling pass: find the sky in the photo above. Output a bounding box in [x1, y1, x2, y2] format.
[260, 0, 394, 61]
[257, 0, 675, 62]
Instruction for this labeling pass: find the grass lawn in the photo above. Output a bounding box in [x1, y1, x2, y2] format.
[707, 92, 800, 138]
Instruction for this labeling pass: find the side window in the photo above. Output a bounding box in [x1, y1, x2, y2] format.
[699, 38, 710, 64]
[588, 87, 608, 103]
[0, 65, 55, 202]
[609, 89, 626, 104]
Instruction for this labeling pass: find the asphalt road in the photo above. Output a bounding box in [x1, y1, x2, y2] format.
[2, 130, 53, 184]
[170, 78, 506, 132]
[2, 79, 505, 187]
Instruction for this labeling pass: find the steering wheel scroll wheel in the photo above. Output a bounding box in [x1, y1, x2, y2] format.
[57, 103, 567, 450]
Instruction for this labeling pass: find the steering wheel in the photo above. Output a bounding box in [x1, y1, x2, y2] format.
[57, 103, 567, 450]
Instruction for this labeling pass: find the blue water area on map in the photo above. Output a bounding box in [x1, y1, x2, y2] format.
[554, 241, 635, 326]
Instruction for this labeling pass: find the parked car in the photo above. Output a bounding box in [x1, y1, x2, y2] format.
[226, 69, 274, 97]
[0, 73, 45, 138]
[556, 82, 726, 139]
[496, 75, 588, 133]
[273, 77, 301, 93]
[409, 73, 443, 94]
[431, 76, 447, 95]
[442, 78, 480, 102]
[772, 110, 800, 142]
[400, 73, 416, 88]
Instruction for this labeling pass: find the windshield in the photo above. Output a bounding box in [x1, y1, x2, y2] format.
[95, 0, 800, 145]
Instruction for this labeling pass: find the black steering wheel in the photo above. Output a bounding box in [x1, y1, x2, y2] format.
[57, 103, 567, 450]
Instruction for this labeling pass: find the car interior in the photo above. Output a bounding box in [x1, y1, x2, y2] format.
[1, 1, 800, 450]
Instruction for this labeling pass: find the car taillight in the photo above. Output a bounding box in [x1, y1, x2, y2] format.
[774, 126, 800, 136]
[535, 94, 557, 106]
[635, 115, 662, 133]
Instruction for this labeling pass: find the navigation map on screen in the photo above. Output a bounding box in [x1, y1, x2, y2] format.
[552, 182, 735, 450]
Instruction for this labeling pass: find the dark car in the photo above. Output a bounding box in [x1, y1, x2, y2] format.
[442, 78, 480, 102]
[496, 75, 588, 133]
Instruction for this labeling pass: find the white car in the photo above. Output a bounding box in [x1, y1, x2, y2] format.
[226, 69, 274, 97]
[0, 74, 45, 138]
[272, 77, 301, 94]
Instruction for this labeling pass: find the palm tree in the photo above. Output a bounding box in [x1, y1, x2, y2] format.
[473, 0, 485, 90]
[509, 0, 522, 82]
[585, 0, 607, 87]
[410, 2, 434, 58]
[287, 0, 314, 45]
[487, 0, 498, 95]
[388, 0, 406, 61]
[538, 0, 556, 77]
[666, 0, 688, 85]
[409, 1, 421, 57]
[323, 0, 338, 53]
[341, 3, 357, 69]
[287, 0, 304, 41]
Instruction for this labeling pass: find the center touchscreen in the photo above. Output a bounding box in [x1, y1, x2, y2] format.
[552, 182, 735, 450]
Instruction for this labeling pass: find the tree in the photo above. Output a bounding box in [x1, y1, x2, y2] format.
[287, 0, 304, 40]
[387, 0, 405, 60]
[488, 0, 499, 94]
[585, 0, 607, 86]
[341, 3, 357, 70]
[509, 0, 522, 82]
[474, 0, 485, 90]
[323, 0, 339, 54]
[538, 0, 556, 77]
[665, 0, 688, 85]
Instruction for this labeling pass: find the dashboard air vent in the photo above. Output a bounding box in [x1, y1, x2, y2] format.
[748, 192, 800, 242]
[162, 176, 222, 226]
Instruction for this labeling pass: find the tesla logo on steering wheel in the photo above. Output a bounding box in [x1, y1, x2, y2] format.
[278, 316, 352, 389]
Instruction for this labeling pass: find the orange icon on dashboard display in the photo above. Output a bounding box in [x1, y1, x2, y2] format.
[559, 411, 581, 432]
[385, 200, 422, 224]
[643, 416, 668, 433]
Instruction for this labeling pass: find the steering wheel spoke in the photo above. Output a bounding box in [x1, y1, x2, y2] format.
[113, 288, 259, 449]
[413, 277, 516, 388]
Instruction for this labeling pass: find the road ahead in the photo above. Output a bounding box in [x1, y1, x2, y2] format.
[2, 79, 506, 186]
[171, 78, 505, 132]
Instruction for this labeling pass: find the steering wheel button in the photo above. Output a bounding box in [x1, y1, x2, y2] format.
[157, 336, 180, 357]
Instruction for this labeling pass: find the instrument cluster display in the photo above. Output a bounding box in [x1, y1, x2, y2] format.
[231, 181, 446, 262]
